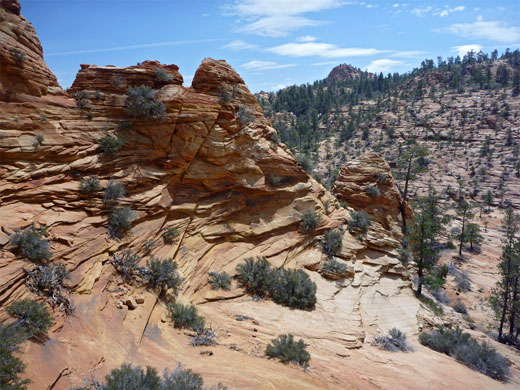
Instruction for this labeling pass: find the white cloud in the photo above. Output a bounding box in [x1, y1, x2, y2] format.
[268, 41, 387, 58]
[242, 60, 296, 70]
[296, 35, 318, 42]
[452, 44, 483, 57]
[223, 40, 258, 51]
[438, 5, 465, 17]
[271, 84, 287, 90]
[391, 50, 427, 58]
[444, 16, 520, 43]
[392, 3, 400, 7]
[366, 59, 404, 73]
[228, 0, 346, 37]
[312, 60, 339, 66]
[411, 6, 432, 17]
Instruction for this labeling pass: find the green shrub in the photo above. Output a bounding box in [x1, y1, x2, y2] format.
[162, 363, 206, 390]
[265, 334, 310, 368]
[101, 364, 161, 390]
[0, 324, 29, 390]
[300, 210, 321, 233]
[321, 259, 348, 278]
[108, 206, 135, 239]
[11, 49, 25, 64]
[418, 295, 444, 316]
[142, 258, 183, 294]
[11, 224, 51, 263]
[208, 271, 232, 291]
[453, 300, 468, 314]
[236, 105, 254, 125]
[162, 226, 179, 244]
[296, 154, 313, 173]
[74, 90, 90, 110]
[25, 263, 73, 314]
[125, 85, 166, 122]
[7, 299, 53, 339]
[99, 135, 124, 155]
[168, 302, 205, 331]
[321, 229, 343, 257]
[154, 67, 174, 81]
[34, 134, 44, 146]
[79, 176, 101, 194]
[104, 181, 126, 204]
[191, 328, 217, 347]
[235, 256, 272, 297]
[365, 185, 381, 197]
[268, 268, 316, 310]
[348, 210, 371, 233]
[143, 240, 156, 253]
[109, 250, 142, 282]
[377, 173, 387, 183]
[373, 328, 411, 352]
[419, 327, 509, 381]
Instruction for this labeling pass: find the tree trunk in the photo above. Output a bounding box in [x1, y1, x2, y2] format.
[417, 261, 423, 296]
[509, 276, 518, 338]
[459, 211, 466, 256]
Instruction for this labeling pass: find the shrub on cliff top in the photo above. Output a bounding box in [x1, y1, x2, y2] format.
[125, 85, 166, 122]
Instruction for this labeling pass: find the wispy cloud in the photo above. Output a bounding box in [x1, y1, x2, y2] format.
[45, 38, 224, 57]
[366, 59, 404, 73]
[391, 50, 427, 58]
[411, 6, 432, 17]
[312, 60, 339, 66]
[438, 5, 465, 17]
[443, 16, 520, 43]
[227, 0, 346, 37]
[268, 41, 387, 58]
[222, 40, 258, 51]
[296, 35, 318, 42]
[242, 60, 296, 70]
[452, 44, 482, 57]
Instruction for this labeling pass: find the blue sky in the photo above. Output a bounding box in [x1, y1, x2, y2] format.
[21, 0, 520, 92]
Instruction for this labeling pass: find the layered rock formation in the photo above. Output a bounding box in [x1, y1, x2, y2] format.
[3, 2, 512, 389]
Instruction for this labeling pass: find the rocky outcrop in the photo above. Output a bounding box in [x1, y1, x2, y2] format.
[327, 63, 366, 82]
[333, 152, 412, 239]
[0, 3, 424, 389]
[0, 0, 61, 99]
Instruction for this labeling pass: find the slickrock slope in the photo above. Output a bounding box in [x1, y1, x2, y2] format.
[1, 2, 518, 389]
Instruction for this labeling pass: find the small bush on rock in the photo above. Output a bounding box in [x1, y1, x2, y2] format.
[419, 327, 509, 381]
[168, 302, 205, 331]
[162, 226, 179, 244]
[11, 49, 25, 64]
[236, 105, 254, 126]
[154, 67, 173, 81]
[208, 271, 232, 291]
[25, 263, 73, 314]
[0, 323, 29, 390]
[99, 135, 125, 155]
[11, 224, 51, 263]
[191, 328, 217, 347]
[79, 176, 101, 194]
[265, 334, 310, 368]
[373, 328, 411, 352]
[453, 300, 468, 314]
[125, 85, 166, 122]
[348, 210, 371, 233]
[235, 256, 272, 297]
[7, 299, 53, 339]
[109, 250, 142, 282]
[321, 229, 343, 258]
[142, 258, 183, 294]
[300, 210, 321, 233]
[268, 268, 316, 310]
[321, 259, 348, 278]
[108, 206, 135, 239]
[104, 181, 126, 204]
[365, 185, 381, 197]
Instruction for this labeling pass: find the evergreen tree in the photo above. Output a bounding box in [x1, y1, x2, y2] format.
[513, 70, 520, 97]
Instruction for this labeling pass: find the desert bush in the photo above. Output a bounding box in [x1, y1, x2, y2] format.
[162, 226, 179, 244]
[448, 264, 471, 292]
[35, 134, 44, 146]
[142, 258, 183, 294]
[300, 210, 321, 233]
[168, 302, 205, 332]
[430, 289, 451, 305]
[25, 263, 73, 314]
[235, 256, 273, 297]
[6, 299, 53, 339]
[365, 185, 381, 197]
[321, 259, 348, 278]
[109, 250, 142, 282]
[296, 154, 313, 173]
[191, 328, 217, 347]
[453, 300, 468, 314]
[0, 324, 29, 390]
[79, 176, 101, 194]
[99, 135, 125, 155]
[125, 85, 166, 122]
[11, 49, 25, 63]
[219, 86, 231, 103]
[154, 67, 173, 81]
[117, 121, 132, 131]
[143, 240, 156, 253]
[321, 229, 343, 257]
[207, 271, 232, 291]
[418, 295, 444, 316]
[419, 327, 509, 381]
[265, 334, 310, 368]
[101, 364, 161, 390]
[104, 181, 126, 204]
[74, 90, 90, 110]
[268, 268, 316, 310]
[377, 172, 388, 183]
[373, 328, 411, 352]
[236, 105, 254, 125]
[108, 206, 135, 239]
[11, 224, 51, 263]
[348, 210, 371, 233]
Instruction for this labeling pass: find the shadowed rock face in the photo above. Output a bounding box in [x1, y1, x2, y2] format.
[0, 2, 422, 389]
